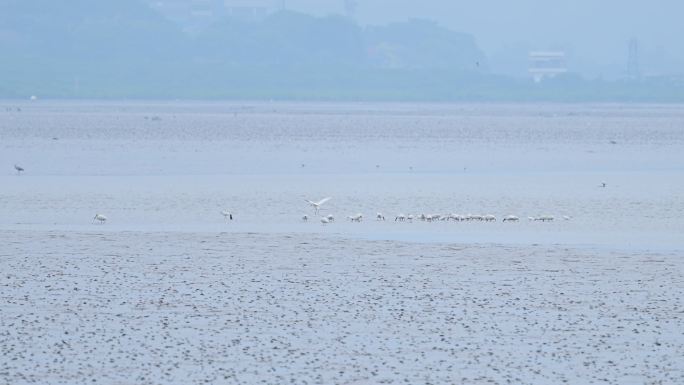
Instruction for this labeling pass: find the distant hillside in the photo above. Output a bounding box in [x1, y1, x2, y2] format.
[364, 19, 485, 70]
[0, 0, 185, 97]
[0, 0, 491, 98]
[0, 1, 681, 101]
[195, 12, 366, 70]
[194, 13, 485, 71]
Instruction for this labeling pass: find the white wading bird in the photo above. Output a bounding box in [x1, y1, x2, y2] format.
[535, 215, 554, 222]
[326, 214, 335, 222]
[376, 213, 386, 221]
[503, 215, 519, 222]
[453, 214, 467, 222]
[422, 214, 438, 222]
[321, 217, 330, 225]
[395, 214, 406, 222]
[348, 213, 363, 222]
[14, 164, 24, 175]
[93, 214, 107, 224]
[306, 197, 331, 214]
[221, 210, 233, 221]
[302, 215, 309, 222]
[484, 215, 497, 222]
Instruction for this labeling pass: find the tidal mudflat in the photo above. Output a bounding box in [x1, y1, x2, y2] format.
[2, 230, 683, 385]
[1, 101, 683, 384]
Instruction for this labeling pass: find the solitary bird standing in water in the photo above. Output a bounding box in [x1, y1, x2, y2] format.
[221, 210, 233, 221]
[14, 164, 24, 175]
[93, 214, 107, 224]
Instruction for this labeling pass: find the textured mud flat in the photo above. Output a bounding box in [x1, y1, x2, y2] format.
[1, 230, 682, 385]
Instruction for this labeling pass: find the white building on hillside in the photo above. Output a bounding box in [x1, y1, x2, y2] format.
[224, 0, 277, 20]
[147, 0, 222, 32]
[529, 51, 567, 83]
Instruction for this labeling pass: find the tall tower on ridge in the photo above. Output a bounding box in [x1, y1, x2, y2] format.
[343, 0, 357, 18]
[627, 38, 641, 79]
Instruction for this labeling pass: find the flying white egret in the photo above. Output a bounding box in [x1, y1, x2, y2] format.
[14, 164, 24, 175]
[305, 197, 331, 214]
[221, 210, 233, 221]
[93, 214, 107, 224]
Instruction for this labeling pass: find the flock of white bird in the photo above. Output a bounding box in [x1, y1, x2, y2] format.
[12, 166, 576, 226]
[299, 197, 570, 225]
[87, 196, 568, 226]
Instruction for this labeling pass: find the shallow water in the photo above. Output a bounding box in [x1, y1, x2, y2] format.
[1, 101, 683, 251]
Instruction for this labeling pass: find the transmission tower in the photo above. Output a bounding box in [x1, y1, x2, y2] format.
[343, 0, 357, 18]
[627, 38, 640, 79]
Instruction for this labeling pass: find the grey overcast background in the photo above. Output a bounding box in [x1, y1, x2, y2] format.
[288, 0, 684, 78]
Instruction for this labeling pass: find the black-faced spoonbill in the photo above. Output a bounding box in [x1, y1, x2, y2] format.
[93, 214, 107, 224]
[503, 215, 519, 222]
[348, 213, 363, 222]
[450, 214, 466, 222]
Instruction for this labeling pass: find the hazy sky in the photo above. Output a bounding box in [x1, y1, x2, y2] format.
[283, 0, 684, 77]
